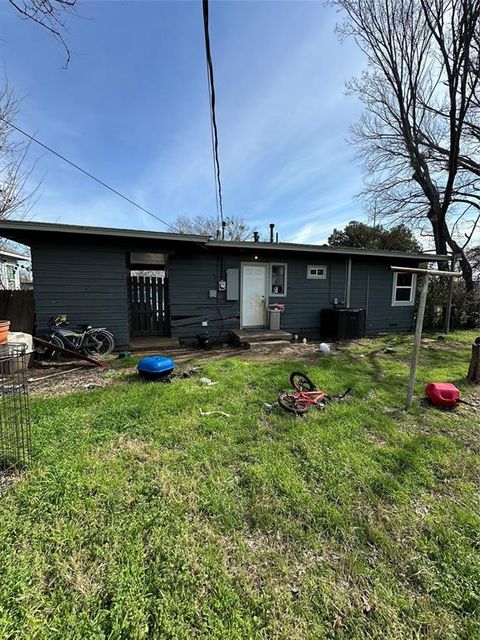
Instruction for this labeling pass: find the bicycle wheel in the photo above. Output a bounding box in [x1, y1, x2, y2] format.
[278, 391, 309, 414]
[35, 334, 64, 359]
[290, 371, 317, 391]
[83, 330, 115, 357]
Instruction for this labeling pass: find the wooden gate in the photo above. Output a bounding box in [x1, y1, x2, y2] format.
[129, 275, 168, 336]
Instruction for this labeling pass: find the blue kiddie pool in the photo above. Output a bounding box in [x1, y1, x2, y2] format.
[137, 355, 175, 380]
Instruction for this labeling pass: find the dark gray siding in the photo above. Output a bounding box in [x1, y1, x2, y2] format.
[167, 253, 348, 342]
[269, 256, 347, 338]
[31, 243, 130, 348]
[168, 253, 241, 343]
[29, 241, 417, 349]
[168, 251, 417, 342]
[350, 258, 416, 335]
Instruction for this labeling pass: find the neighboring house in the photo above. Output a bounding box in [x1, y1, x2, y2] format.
[0, 220, 448, 349]
[0, 246, 32, 291]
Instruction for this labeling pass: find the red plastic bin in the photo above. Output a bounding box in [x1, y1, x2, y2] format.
[425, 382, 461, 408]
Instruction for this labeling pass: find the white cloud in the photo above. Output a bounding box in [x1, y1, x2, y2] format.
[128, 6, 367, 228]
[288, 217, 352, 245]
[9, 2, 368, 235]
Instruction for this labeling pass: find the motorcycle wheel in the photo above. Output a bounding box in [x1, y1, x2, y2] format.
[83, 330, 115, 357]
[35, 334, 65, 360]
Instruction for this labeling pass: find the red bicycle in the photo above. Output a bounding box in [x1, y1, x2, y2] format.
[278, 371, 350, 415]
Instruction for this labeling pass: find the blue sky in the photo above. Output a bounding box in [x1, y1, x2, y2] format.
[0, 0, 366, 244]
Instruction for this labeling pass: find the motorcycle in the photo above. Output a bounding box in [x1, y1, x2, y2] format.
[36, 314, 115, 359]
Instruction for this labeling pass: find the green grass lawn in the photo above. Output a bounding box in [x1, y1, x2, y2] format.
[0, 332, 479, 639]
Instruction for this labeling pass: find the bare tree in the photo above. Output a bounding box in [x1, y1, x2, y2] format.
[0, 84, 38, 221]
[468, 244, 480, 275]
[7, 0, 76, 66]
[0, 0, 77, 229]
[172, 214, 253, 241]
[333, 0, 480, 323]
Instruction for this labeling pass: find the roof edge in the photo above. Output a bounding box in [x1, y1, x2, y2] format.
[206, 239, 450, 262]
[0, 246, 30, 260]
[0, 220, 210, 243]
[0, 220, 451, 261]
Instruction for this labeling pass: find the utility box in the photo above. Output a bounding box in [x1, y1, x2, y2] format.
[226, 269, 239, 301]
[321, 308, 366, 340]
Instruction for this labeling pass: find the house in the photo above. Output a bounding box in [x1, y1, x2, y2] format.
[0, 220, 448, 349]
[0, 246, 32, 291]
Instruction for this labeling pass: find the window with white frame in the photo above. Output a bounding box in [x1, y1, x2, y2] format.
[6, 265, 16, 290]
[270, 263, 287, 296]
[391, 272, 417, 306]
[307, 265, 327, 279]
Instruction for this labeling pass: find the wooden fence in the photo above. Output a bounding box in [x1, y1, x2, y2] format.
[0, 290, 35, 333]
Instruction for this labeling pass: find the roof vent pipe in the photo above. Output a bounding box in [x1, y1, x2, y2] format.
[222, 220, 226, 240]
[253, 231, 259, 242]
[269, 223, 275, 243]
[275, 232, 279, 243]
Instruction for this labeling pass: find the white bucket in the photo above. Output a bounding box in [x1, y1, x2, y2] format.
[8, 331, 34, 354]
[7, 332, 34, 369]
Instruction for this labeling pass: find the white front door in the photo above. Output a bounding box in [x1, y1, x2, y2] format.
[241, 264, 268, 328]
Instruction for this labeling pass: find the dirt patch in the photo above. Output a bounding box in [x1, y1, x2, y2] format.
[243, 342, 325, 362]
[27, 361, 130, 398]
[26, 343, 338, 397]
[462, 388, 480, 406]
[0, 468, 23, 495]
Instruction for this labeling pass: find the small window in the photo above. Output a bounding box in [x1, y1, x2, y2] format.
[307, 265, 327, 279]
[270, 263, 287, 296]
[391, 272, 417, 306]
[6, 265, 15, 289]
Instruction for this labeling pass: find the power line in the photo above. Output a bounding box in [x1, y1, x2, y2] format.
[206, 61, 221, 230]
[202, 0, 224, 228]
[0, 116, 177, 232]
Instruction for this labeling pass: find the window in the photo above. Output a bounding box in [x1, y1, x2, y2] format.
[6, 265, 15, 289]
[391, 272, 417, 306]
[307, 265, 327, 279]
[270, 263, 287, 296]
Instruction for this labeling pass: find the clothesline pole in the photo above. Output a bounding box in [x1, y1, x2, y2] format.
[390, 266, 462, 410]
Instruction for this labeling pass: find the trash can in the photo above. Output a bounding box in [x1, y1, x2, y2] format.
[268, 303, 285, 330]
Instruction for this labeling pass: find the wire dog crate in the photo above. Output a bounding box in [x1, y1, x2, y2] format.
[0, 343, 32, 470]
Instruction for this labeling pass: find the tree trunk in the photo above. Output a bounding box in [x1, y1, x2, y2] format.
[448, 236, 477, 328]
[426, 215, 478, 329]
[428, 209, 450, 271]
[467, 341, 480, 384]
[460, 260, 477, 329]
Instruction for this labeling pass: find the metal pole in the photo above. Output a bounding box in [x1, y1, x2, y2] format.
[406, 274, 430, 410]
[444, 254, 458, 334]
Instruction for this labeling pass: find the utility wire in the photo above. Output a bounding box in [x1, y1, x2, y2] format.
[202, 0, 224, 228]
[206, 68, 221, 231]
[0, 116, 177, 233]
